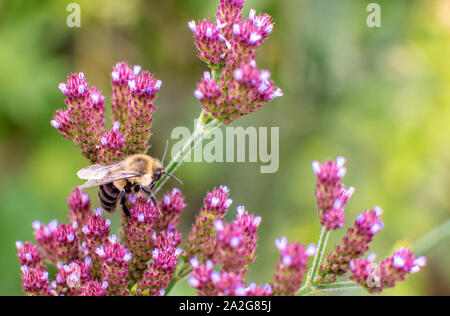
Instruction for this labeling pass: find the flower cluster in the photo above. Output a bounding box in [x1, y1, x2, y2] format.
[19, 0, 428, 297]
[306, 157, 426, 294]
[213, 206, 261, 276]
[350, 249, 427, 293]
[188, 259, 273, 296]
[185, 186, 233, 262]
[17, 185, 186, 296]
[312, 157, 355, 230]
[186, 189, 314, 296]
[52, 62, 161, 163]
[17, 159, 426, 296]
[272, 238, 316, 296]
[189, 0, 283, 124]
[319, 207, 384, 283]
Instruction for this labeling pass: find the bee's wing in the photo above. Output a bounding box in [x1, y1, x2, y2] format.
[77, 161, 126, 180]
[77, 161, 141, 188]
[79, 171, 142, 188]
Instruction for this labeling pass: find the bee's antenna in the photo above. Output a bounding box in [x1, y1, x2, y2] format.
[161, 140, 169, 165]
[164, 172, 183, 186]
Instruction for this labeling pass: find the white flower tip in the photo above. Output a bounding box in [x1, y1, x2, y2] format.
[58, 83, 68, 94]
[50, 120, 61, 129]
[188, 21, 197, 32]
[312, 161, 321, 175]
[109, 234, 117, 243]
[189, 257, 199, 268]
[155, 80, 162, 90]
[415, 256, 427, 268]
[368, 253, 377, 262]
[249, 32, 262, 44]
[234, 69, 243, 81]
[236, 205, 245, 215]
[275, 236, 288, 251]
[253, 216, 262, 227]
[210, 271, 221, 283]
[235, 286, 247, 296]
[49, 220, 58, 231]
[305, 243, 317, 257]
[133, 65, 142, 76]
[95, 246, 106, 257]
[188, 277, 200, 288]
[194, 89, 204, 100]
[111, 71, 119, 82]
[374, 206, 383, 216]
[203, 71, 211, 81]
[152, 248, 160, 259]
[214, 219, 224, 231]
[94, 208, 103, 216]
[260, 70, 271, 81]
[337, 167, 347, 178]
[393, 255, 406, 268]
[336, 156, 346, 167]
[124, 252, 132, 262]
[282, 254, 292, 266]
[128, 80, 136, 91]
[113, 121, 121, 132]
[370, 222, 383, 235]
[16, 241, 23, 250]
[32, 220, 41, 230]
[206, 27, 213, 38]
[249, 9, 256, 20]
[220, 185, 230, 194]
[82, 226, 90, 235]
[347, 186, 355, 197]
[233, 24, 241, 35]
[225, 199, 233, 208]
[210, 197, 220, 208]
[333, 199, 342, 210]
[230, 236, 241, 248]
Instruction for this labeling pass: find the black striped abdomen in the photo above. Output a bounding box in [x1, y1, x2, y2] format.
[99, 183, 120, 213]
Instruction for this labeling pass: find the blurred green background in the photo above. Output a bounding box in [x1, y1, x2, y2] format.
[0, 0, 449, 296]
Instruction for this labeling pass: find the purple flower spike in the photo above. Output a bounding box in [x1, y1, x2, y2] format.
[186, 186, 233, 263]
[313, 157, 353, 231]
[52, 73, 106, 163]
[272, 239, 315, 296]
[350, 248, 426, 293]
[156, 188, 186, 231]
[94, 239, 131, 296]
[121, 197, 159, 280]
[188, 0, 281, 124]
[16, 242, 44, 271]
[20, 265, 52, 296]
[320, 207, 385, 283]
[33, 221, 79, 265]
[67, 187, 91, 228]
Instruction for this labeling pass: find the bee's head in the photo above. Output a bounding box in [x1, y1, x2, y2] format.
[152, 167, 164, 183]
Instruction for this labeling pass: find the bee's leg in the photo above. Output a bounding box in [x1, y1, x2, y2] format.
[140, 186, 163, 216]
[122, 204, 131, 217]
[118, 189, 130, 217]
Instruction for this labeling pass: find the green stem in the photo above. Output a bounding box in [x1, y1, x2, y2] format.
[296, 227, 330, 296]
[413, 218, 450, 255]
[315, 281, 359, 292]
[154, 113, 222, 195]
[299, 281, 359, 296]
[164, 258, 193, 296]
